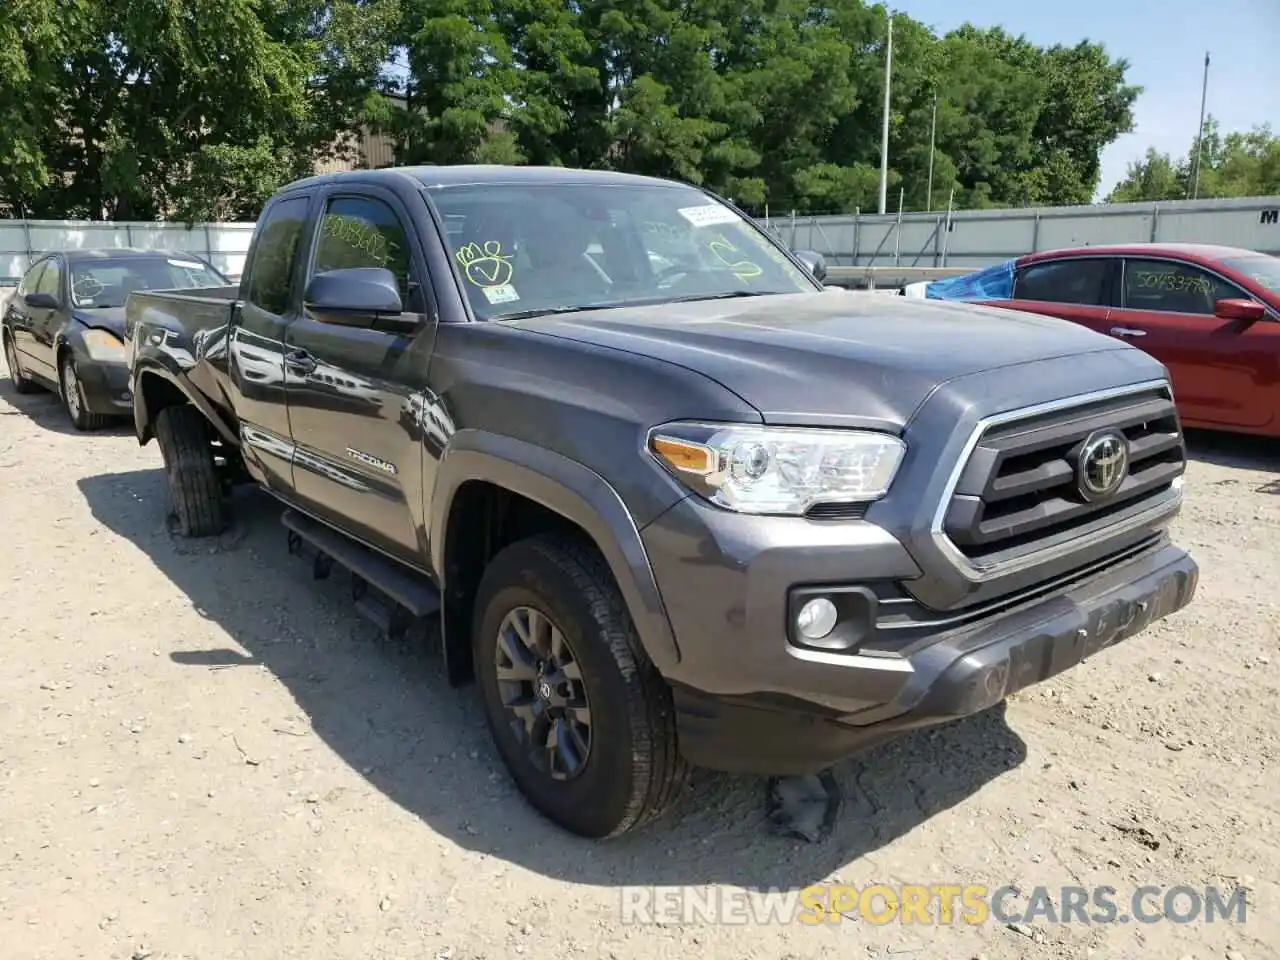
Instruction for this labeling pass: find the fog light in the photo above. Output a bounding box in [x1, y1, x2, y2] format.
[796, 597, 838, 641]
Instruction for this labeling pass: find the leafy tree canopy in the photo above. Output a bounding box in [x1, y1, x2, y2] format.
[1107, 117, 1280, 203]
[0, 0, 1260, 221]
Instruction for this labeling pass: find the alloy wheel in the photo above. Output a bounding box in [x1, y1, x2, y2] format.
[61, 357, 82, 421]
[493, 605, 593, 781]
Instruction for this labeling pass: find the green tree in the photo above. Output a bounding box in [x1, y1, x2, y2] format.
[1107, 117, 1280, 202]
[1, 0, 1165, 221]
[0, 0, 61, 211]
[1, 0, 396, 220]
[389, 0, 516, 166]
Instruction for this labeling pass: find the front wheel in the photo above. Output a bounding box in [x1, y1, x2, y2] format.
[60, 352, 111, 431]
[473, 535, 689, 838]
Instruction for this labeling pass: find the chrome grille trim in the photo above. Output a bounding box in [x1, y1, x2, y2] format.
[928, 379, 1184, 583]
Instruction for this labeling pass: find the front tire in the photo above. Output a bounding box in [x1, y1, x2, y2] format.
[4, 335, 37, 394]
[60, 352, 111, 431]
[473, 535, 689, 838]
[154, 404, 228, 537]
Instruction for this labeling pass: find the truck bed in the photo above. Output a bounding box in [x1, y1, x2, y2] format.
[125, 285, 246, 433]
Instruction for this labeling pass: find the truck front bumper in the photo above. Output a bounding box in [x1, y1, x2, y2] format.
[641, 498, 1198, 776]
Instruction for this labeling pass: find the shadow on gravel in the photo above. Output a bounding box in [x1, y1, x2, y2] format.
[0, 378, 133, 437]
[78, 466, 1026, 891]
[1184, 428, 1280, 478]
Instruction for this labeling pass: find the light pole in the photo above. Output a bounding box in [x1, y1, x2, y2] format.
[1190, 51, 1210, 200]
[878, 14, 893, 215]
[926, 90, 937, 212]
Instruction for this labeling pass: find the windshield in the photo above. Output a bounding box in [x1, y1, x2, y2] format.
[427, 181, 819, 320]
[1219, 254, 1280, 300]
[70, 256, 226, 308]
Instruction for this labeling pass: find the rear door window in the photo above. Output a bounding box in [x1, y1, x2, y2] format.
[1013, 258, 1111, 305]
[245, 196, 310, 316]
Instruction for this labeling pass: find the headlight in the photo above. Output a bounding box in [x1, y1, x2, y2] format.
[82, 328, 126, 362]
[647, 422, 905, 515]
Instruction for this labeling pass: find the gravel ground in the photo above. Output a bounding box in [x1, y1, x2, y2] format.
[0, 361, 1276, 960]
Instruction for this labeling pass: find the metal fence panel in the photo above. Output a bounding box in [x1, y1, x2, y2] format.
[758, 195, 1280, 269]
[2, 195, 1277, 288]
[0, 220, 256, 284]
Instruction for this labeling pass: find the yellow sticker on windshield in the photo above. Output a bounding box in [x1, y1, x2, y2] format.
[456, 241, 514, 288]
[708, 236, 763, 282]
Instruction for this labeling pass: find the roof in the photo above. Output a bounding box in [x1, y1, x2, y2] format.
[1020, 242, 1265, 265]
[280, 164, 692, 194]
[44, 248, 207, 264]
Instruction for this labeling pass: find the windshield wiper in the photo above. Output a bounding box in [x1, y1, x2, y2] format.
[490, 290, 788, 321]
[490, 302, 637, 322]
[665, 290, 788, 303]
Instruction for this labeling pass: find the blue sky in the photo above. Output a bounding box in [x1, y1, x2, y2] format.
[894, 0, 1280, 199]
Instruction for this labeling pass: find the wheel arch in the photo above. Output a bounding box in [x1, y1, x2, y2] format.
[132, 363, 238, 448]
[429, 431, 681, 687]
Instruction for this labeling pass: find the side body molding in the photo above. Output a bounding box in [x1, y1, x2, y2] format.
[429, 430, 682, 673]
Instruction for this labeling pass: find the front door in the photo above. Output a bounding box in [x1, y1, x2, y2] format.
[284, 188, 439, 569]
[25, 256, 65, 379]
[1114, 257, 1280, 431]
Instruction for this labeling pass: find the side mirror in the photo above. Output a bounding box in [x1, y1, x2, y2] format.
[303, 267, 405, 327]
[1214, 297, 1265, 322]
[792, 249, 827, 283]
[23, 292, 59, 309]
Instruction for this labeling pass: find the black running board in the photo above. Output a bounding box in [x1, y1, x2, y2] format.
[281, 508, 441, 640]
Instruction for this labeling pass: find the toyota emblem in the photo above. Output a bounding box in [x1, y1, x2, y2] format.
[1077, 430, 1130, 502]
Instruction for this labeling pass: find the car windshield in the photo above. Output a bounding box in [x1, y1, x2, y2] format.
[1219, 254, 1280, 299]
[70, 256, 226, 308]
[427, 181, 819, 320]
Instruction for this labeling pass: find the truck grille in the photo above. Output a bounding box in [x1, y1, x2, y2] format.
[940, 386, 1185, 567]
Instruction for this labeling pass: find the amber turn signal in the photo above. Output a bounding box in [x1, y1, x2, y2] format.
[651, 435, 715, 475]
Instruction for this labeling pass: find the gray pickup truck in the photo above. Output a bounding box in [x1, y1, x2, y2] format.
[123, 165, 1198, 839]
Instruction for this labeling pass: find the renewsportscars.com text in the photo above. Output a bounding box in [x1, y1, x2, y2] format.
[619, 883, 1248, 927]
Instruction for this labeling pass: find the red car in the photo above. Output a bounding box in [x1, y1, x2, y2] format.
[910, 243, 1280, 437]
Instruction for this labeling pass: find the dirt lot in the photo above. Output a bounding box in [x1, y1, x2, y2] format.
[0, 363, 1276, 960]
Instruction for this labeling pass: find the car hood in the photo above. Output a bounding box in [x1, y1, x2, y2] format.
[509, 291, 1140, 430]
[72, 307, 126, 339]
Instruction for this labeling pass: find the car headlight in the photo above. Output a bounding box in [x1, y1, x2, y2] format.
[647, 422, 905, 515]
[82, 328, 126, 362]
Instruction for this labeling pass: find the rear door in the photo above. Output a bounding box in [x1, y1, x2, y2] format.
[283, 186, 439, 568]
[6, 258, 49, 373]
[228, 193, 313, 493]
[1114, 256, 1279, 430]
[998, 256, 1116, 333]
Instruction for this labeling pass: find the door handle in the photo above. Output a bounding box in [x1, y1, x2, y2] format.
[1109, 326, 1147, 338]
[284, 348, 317, 373]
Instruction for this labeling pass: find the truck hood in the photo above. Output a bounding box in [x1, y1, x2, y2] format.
[509, 291, 1136, 430]
[72, 307, 126, 339]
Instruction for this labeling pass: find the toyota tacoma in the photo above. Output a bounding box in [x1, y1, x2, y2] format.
[123, 165, 1199, 839]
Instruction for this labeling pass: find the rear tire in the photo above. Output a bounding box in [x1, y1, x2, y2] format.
[60, 352, 111, 431]
[472, 534, 689, 838]
[154, 404, 228, 537]
[4, 335, 37, 394]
